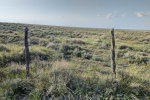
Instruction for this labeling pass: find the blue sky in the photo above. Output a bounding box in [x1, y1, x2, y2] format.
[0, 0, 150, 30]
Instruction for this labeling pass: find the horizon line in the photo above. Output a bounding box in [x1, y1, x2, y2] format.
[0, 21, 150, 31]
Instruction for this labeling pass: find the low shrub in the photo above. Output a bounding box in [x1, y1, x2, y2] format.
[4, 78, 34, 99]
[92, 56, 102, 61]
[60, 44, 88, 59]
[124, 52, 150, 65]
[40, 40, 48, 46]
[53, 53, 63, 61]
[34, 60, 73, 99]
[140, 37, 150, 44]
[72, 39, 86, 45]
[8, 63, 25, 76]
[0, 69, 8, 81]
[74, 51, 82, 57]
[60, 44, 73, 59]
[73, 48, 82, 57]
[0, 56, 7, 67]
[48, 36, 56, 42]
[10, 53, 25, 63]
[0, 50, 53, 67]
[53, 40, 61, 43]
[100, 42, 110, 49]
[29, 38, 39, 45]
[47, 43, 59, 50]
[0, 52, 25, 67]
[30, 50, 52, 61]
[117, 50, 128, 58]
[0, 45, 10, 52]
[8, 36, 23, 43]
[118, 45, 133, 50]
[83, 53, 92, 60]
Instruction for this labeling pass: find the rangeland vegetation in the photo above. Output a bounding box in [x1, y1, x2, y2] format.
[0, 22, 150, 99]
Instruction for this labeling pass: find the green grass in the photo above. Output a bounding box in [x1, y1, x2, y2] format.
[0, 22, 150, 99]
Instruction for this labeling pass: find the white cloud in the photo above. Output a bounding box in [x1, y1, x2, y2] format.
[97, 13, 116, 19]
[97, 12, 128, 19]
[106, 13, 113, 19]
[121, 13, 126, 17]
[136, 12, 144, 17]
[97, 14, 105, 17]
[136, 11, 150, 17]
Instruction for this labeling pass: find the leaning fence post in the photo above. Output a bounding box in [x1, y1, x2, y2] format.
[25, 27, 30, 78]
[111, 28, 116, 79]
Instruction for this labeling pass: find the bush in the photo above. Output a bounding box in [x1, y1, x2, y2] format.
[8, 36, 23, 43]
[48, 36, 56, 42]
[0, 45, 10, 52]
[47, 43, 59, 50]
[53, 53, 63, 61]
[118, 45, 133, 50]
[83, 53, 92, 60]
[100, 42, 110, 49]
[40, 40, 48, 46]
[60, 44, 73, 59]
[0, 56, 7, 67]
[72, 39, 86, 45]
[10, 53, 25, 63]
[74, 51, 82, 57]
[8, 63, 25, 76]
[73, 48, 82, 57]
[53, 40, 61, 43]
[134, 54, 149, 65]
[117, 50, 128, 58]
[92, 56, 102, 61]
[0, 52, 25, 67]
[34, 60, 73, 99]
[2, 52, 26, 66]
[30, 51, 51, 61]
[0, 69, 7, 82]
[0, 49, 53, 67]
[29, 38, 39, 45]
[140, 37, 150, 44]
[4, 78, 34, 99]
[124, 52, 149, 65]
[60, 44, 87, 59]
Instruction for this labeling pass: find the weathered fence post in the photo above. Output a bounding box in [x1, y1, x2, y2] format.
[25, 27, 30, 78]
[111, 28, 116, 79]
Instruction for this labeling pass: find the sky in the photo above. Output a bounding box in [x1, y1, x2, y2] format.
[0, 0, 150, 30]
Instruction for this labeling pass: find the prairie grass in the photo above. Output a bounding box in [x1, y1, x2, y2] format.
[0, 22, 150, 99]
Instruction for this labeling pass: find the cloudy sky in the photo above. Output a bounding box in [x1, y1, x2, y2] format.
[0, 0, 150, 30]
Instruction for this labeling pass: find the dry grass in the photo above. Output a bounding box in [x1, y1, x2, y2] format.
[0, 22, 150, 99]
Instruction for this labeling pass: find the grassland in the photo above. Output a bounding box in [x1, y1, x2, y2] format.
[0, 22, 150, 100]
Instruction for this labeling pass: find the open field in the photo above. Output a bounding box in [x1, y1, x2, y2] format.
[0, 22, 150, 100]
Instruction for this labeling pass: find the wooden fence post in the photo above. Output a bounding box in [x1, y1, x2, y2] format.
[25, 27, 30, 78]
[111, 28, 116, 79]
